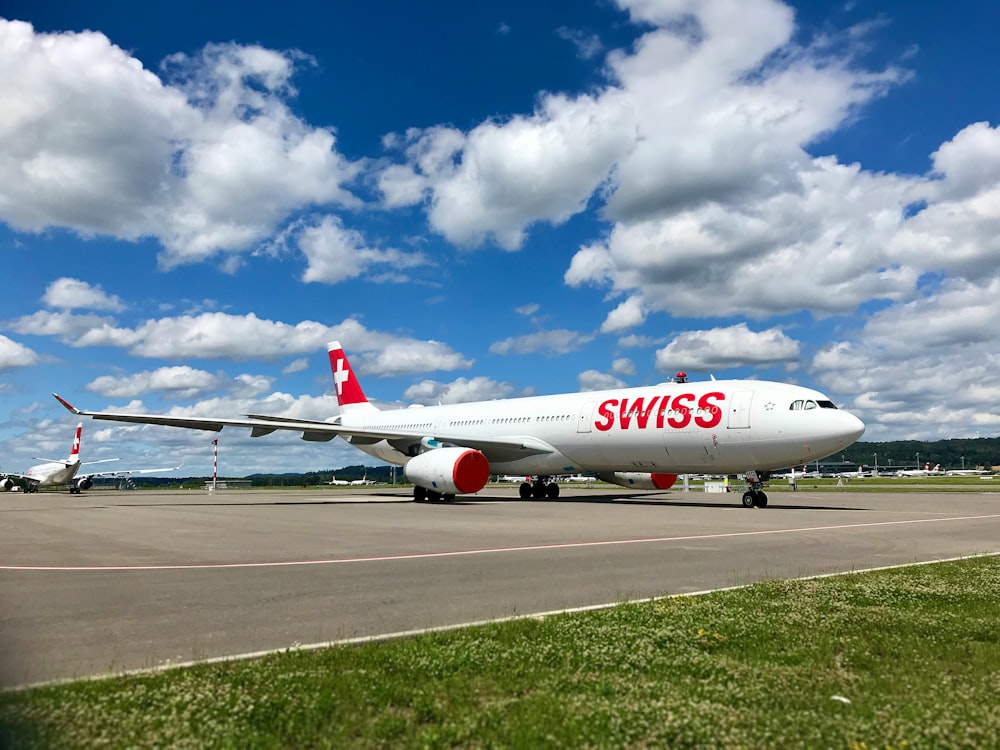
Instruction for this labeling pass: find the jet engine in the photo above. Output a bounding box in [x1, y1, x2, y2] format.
[72, 476, 93, 492]
[404, 447, 490, 495]
[0, 477, 14, 491]
[597, 472, 678, 490]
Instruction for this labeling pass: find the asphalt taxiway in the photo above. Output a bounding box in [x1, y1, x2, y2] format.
[2, 486, 998, 688]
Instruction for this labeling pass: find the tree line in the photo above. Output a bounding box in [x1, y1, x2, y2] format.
[839, 437, 1000, 471]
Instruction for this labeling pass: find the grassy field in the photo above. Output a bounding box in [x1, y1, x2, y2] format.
[759, 475, 998, 493]
[2, 555, 998, 748]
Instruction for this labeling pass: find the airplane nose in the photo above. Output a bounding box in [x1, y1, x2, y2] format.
[842, 411, 865, 442]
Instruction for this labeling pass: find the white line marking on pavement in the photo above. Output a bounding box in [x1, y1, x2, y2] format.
[3, 513, 999, 571]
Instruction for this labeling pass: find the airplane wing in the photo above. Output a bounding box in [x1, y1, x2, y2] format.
[1, 472, 33, 481]
[53, 394, 555, 463]
[80, 463, 185, 480]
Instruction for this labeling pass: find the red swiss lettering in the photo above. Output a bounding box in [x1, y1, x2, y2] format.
[594, 392, 725, 431]
[618, 396, 661, 429]
[619, 399, 634, 429]
[668, 393, 693, 429]
[594, 399, 617, 431]
[656, 395, 671, 428]
[695, 392, 725, 428]
[634, 396, 660, 429]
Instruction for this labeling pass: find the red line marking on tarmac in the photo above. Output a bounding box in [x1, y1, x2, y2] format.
[3, 513, 999, 572]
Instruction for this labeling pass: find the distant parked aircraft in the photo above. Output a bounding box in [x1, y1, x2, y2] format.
[835, 466, 872, 478]
[1, 423, 181, 494]
[895, 463, 942, 477]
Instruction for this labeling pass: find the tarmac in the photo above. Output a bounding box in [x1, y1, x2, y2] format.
[2, 485, 998, 688]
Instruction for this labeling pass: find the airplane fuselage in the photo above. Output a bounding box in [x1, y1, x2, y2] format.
[24, 461, 80, 487]
[341, 379, 863, 477]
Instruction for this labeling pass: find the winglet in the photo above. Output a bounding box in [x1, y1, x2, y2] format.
[53, 393, 83, 415]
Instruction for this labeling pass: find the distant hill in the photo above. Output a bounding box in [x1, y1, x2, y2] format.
[835, 437, 1000, 471]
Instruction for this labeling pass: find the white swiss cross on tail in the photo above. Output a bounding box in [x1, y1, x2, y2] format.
[69, 422, 82, 460]
[327, 341, 376, 414]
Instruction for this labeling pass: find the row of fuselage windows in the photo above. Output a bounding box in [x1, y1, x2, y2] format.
[789, 399, 838, 410]
[444, 410, 723, 426]
[446, 414, 575, 427]
[365, 415, 576, 431]
[373, 409, 735, 431]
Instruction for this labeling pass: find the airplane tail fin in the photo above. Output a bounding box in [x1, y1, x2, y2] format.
[69, 422, 82, 463]
[327, 341, 378, 415]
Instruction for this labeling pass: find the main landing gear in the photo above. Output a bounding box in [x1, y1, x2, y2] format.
[740, 471, 769, 508]
[519, 478, 560, 499]
[412, 486, 455, 503]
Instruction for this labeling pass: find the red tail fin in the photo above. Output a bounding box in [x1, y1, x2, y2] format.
[69, 422, 82, 461]
[327, 341, 371, 410]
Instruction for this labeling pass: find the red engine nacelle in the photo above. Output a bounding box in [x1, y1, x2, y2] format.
[597, 472, 678, 490]
[404, 447, 490, 495]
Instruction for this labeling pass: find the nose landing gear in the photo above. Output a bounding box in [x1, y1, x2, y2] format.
[741, 471, 769, 508]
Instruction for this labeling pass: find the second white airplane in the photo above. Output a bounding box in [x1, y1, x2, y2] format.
[54, 341, 865, 507]
[1, 423, 182, 494]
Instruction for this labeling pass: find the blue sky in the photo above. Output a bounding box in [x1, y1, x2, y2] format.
[1, 0, 999, 475]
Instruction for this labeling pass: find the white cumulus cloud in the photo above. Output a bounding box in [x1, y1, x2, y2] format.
[0, 20, 361, 269]
[42, 278, 125, 311]
[298, 216, 429, 284]
[403, 377, 518, 404]
[578, 370, 627, 391]
[0, 335, 40, 371]
[490, 329, 596, 356]
[655, 323, 800, 372]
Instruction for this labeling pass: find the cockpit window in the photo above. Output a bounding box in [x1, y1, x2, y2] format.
[792, 398, 838, 410]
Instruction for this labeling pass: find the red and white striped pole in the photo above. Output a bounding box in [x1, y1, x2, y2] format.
[212, 438, 218, 492]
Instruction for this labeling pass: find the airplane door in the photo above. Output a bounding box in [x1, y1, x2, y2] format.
[728, 391, 753, 429]
[577, 402, 596, 433]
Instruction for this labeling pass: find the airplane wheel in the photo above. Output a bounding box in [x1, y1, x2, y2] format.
[413, 486, 427, 503]
[442, 493, 455, 502]
[519, 482, 532, 499]
[546, 483, 560, 499]
[742, 491, 756, 508]
[531, 483, 547, 499]
[756, 492, 768, 508]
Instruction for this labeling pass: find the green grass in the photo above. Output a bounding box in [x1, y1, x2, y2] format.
[755, 475, 998, 493]
[2, 556, 999, 748]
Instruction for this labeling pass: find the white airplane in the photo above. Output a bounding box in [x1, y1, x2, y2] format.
[53, 340, 865, 508]
[325, 476, 349, 485]
[349, 473, 375, 486]
[835, 465, 872, 478]
[895, 463, 942, 477]
[0, 423, 182, 494]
